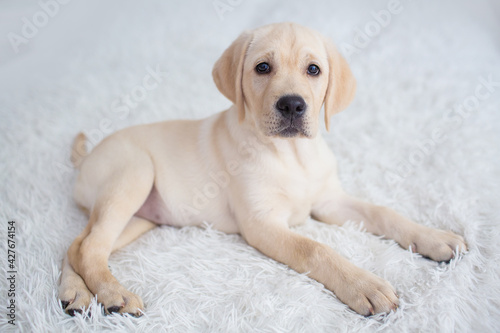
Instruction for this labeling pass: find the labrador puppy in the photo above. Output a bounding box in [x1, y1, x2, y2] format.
[59, 22, 467, 317]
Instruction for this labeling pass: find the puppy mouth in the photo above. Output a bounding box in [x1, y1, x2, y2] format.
[278, 126, 301, 137]
[273, 118, 308, 138]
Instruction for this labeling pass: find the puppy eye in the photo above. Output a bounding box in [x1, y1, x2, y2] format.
[256, 62, 271, 74]
[307, 64, 320, 76]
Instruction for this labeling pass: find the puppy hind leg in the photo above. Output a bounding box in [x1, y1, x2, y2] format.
[60, 217, 156, 316]
[112, 217, 157, 252]
[67, 167, 154, 316]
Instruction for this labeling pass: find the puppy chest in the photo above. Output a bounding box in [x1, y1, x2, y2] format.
[270, 162, 329, 226]
[281, 179, 316, 227]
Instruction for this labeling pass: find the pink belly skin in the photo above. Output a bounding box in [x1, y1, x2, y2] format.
[135, 186, 172, 225]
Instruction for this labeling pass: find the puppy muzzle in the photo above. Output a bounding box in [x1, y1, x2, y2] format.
[274, 95, 308, 137]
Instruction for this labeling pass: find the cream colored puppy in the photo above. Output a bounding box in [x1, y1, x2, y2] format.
[59, 22, 467, 317]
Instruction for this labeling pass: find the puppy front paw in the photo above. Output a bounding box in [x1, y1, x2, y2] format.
[408, 227, 467, 262]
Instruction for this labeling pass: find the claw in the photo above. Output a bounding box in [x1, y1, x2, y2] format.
[67, 308, 83, 316]
[61, 300, 71, 310]
[368, 306, 375, 316]
[106, 306, 122, 314]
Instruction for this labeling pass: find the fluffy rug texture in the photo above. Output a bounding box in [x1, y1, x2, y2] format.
[1, 0, 500, 332]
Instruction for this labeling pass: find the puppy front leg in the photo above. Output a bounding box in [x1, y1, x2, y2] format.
[312, 195, 467, 262]
[238, 220, 398, 316]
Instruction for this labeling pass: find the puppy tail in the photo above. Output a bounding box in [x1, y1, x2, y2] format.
[70, 132, 88, 168]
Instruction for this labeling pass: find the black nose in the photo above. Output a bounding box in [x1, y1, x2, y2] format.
[276, 95, 306, 119]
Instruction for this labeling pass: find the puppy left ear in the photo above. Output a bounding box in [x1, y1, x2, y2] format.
[212, 31, 253, 122]
[323, 38, 356, 131]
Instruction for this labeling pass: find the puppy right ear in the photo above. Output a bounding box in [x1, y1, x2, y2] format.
[212, 31, 253, 122]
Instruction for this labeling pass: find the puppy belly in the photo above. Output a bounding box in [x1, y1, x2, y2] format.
[134, 183, 240, 233]
[135, 186, 173, 225]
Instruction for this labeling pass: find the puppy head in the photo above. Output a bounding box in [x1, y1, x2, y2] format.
[213, 22, 356, 138]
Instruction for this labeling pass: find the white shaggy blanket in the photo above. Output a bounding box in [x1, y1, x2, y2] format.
[1, 0, 499, 332]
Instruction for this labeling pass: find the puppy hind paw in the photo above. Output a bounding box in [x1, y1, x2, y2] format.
[98, 286, 144, 317]
[59, 286, 94, 316]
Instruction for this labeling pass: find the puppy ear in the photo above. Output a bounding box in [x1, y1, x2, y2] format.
[323, 38, 356, 131]
[212, 31, 253, 122]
